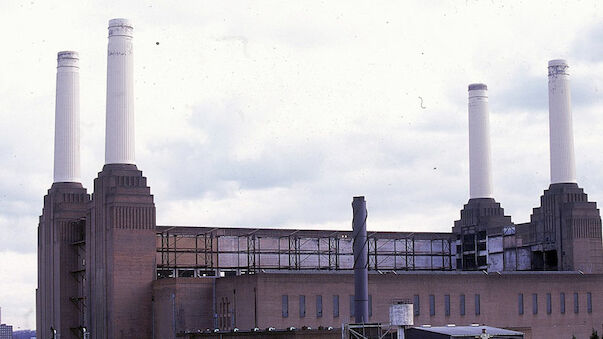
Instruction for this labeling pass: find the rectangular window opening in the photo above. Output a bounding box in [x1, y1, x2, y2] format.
[560, 293, 565, 314]
[460, 294, 465, 316]
[429, 295, 435, 316]
[333, 295, 340, 318]
[546, 293, 551, 315]
[587, 292, 592, 314]
[475, 294, 480, 316]
[444, 295, 450, 317]
[518, 293, 524, 315]
[573, 293, 579, 314]
[532, 293, 538, 315]
[300, 295, 306, 318]
[413, 295, 420, 316]
[282, 295, 288, 318]
[316, 295, 323, 318]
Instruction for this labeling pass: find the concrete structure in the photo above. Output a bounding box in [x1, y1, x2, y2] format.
[37, 19, 603, 339]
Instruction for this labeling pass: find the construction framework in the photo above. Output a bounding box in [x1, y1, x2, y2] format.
[156, 226, 456, 278]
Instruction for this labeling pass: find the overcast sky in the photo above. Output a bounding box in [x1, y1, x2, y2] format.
[2, 0, 603, 330]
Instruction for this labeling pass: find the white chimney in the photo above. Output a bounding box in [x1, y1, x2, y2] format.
[105, 18, 135, 164]
[54, 51, 81, 183]
[548, 59, 576, 184]
[468, 83, 493, 199]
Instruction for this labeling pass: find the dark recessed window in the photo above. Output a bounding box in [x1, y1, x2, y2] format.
[333, 295, 340, 318]
[518, 293, 524, 315]
[532, 294, 538, 315]
[574, 293, 579, 314]
[429, 295, 435, 316]
[316, 295, 322, 318]
[460, 294, 465, 316]
[475, 294, 480, 315]
[444, 295, 450, 317]
[300, 295, 306, 318]
[587, 292, 592, 314]
[560, 293, 565, 314]
[282, 295, 288, 318]
[413, 295, 420, 316]
[546, 293, 551, 315]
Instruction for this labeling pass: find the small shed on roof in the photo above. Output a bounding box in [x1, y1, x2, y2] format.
[405, 325, 524, 339]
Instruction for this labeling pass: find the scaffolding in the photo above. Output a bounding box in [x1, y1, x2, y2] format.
[156, 226, 455, 278]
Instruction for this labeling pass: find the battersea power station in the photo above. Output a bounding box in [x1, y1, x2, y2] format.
[37, 19, 603, 339]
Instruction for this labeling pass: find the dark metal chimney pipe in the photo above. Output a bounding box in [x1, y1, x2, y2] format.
[352, 196, 369, 323]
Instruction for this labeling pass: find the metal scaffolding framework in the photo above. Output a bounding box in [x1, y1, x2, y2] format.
[156, 226, 455, 278]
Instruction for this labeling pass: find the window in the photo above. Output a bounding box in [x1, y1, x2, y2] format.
[300, 295, 306, 318]
[350, 295, 355, 317]
[413, 295, 420, 316]
[429, 295, 435, 316]
[316, 295, 323, 318]
[532, 294, 538, 314]
[518, 293, 524, 315]
[333, 295, 339, 318]
[460, 294, 466, 316]
[444, 295, 450, 317]
[546, 293, 551, 315]
[587, 292, 592, 314]
[369, 295, 372, 317]
[475, 294, 480, 315]
[574, 293, 579, 314]
[282, 295, 288, 318]
[560, 293, 565, 314]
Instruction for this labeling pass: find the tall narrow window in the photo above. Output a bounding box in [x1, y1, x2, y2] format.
[546, 293, 552, 315]
[518, 293, 524, 315]
[560, 293, 565, 314]
[316, 295, 323, 318]
[429, 295, 435, 316]
[282, 295, 288, 318]
[587, 292, 592, 314]
[333, 295, 340, 318]
[532, 293, 538, 314]
[350, 295, 355, 317]
[300, 295, 306, 318]
[475, 294, 480, 315]
[460, 294, 466, 316]
[413, 295, 420, 316]
[369, 295, 373, 317]
[444, 295, 450, 317]
[573, 293, 579, 314]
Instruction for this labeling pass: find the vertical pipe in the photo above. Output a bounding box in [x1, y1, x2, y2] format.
[468, 83, 493, 199]
[54, 51, 81, 183]
[105, 18, 135, 164]
[352, 196, 369, 323]
[548, 59, 576, 184]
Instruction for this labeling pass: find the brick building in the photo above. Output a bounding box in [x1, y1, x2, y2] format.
[36, 19, 603, 339]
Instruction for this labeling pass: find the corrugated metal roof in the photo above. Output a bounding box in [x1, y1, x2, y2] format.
[412, 325, 523, 336]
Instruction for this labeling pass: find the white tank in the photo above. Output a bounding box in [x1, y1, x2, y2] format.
[390, 303, 414, 326]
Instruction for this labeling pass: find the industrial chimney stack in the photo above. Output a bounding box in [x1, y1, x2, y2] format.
[352, 196, 369, 323]
[468, 83, 493, 199]
[105, 18, 135, 164]
[87, 18, 156, 338]
[54, 51, 81, 183]
[548, 59, 577, 184]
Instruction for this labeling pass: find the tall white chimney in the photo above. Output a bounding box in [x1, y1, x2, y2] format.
[548, 59, 576, 184]
[468, 83, 493, 199]
[54, 51, 81, 183]
[105, 18, 135, 164]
